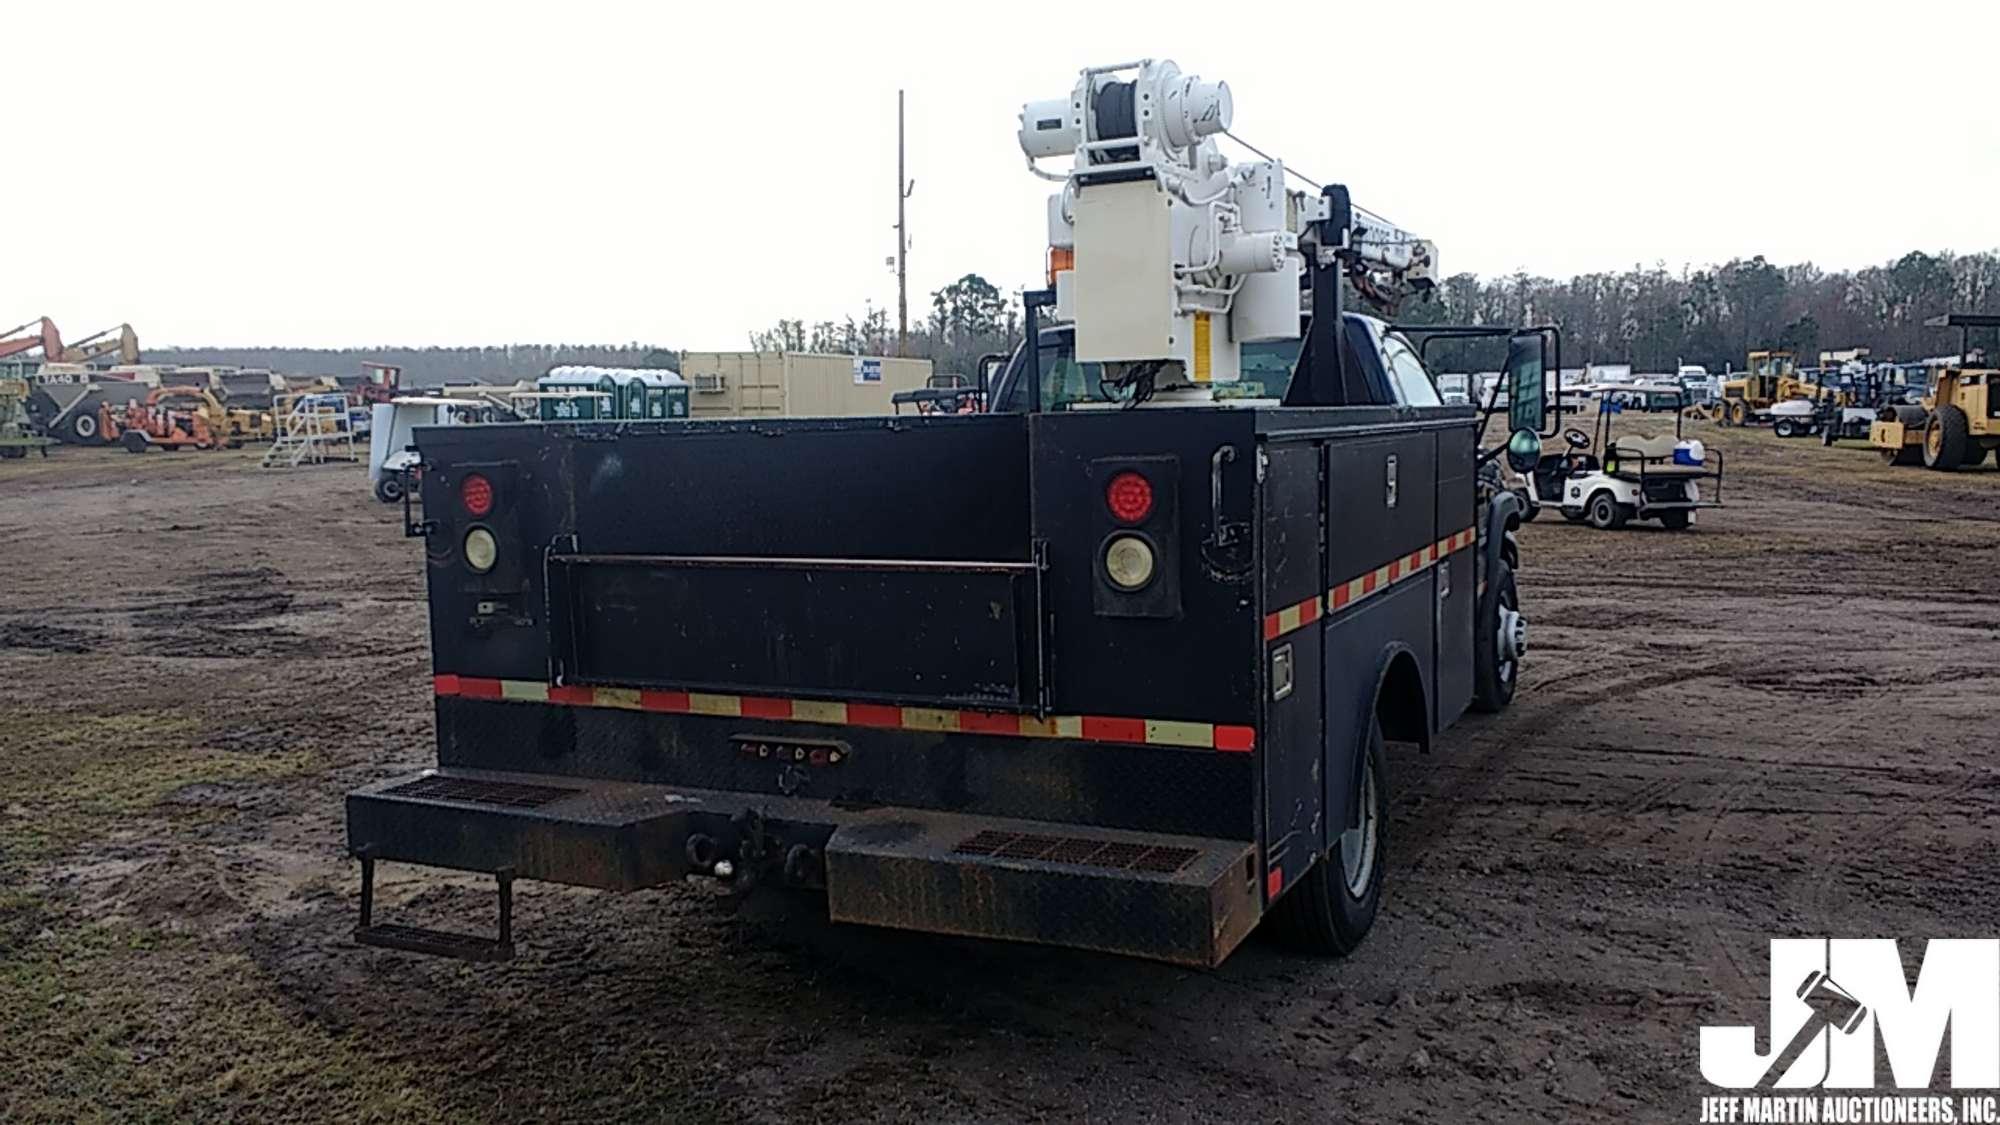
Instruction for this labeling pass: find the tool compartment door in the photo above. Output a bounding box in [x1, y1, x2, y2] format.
[547, 554, 1042, 710]
[1258, 440, 1326, 894]
[1433, 427, 1476, 727]
[540, 416, 1044, 711]
[1321, 431, 1438, 828]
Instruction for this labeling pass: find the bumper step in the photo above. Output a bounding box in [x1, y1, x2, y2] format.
[348, 768, 1260, 966]
[353, 850, 514, 962]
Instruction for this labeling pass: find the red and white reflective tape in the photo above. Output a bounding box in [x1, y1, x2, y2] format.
[1263, 526, 1477, 642]
[433, 675, 1256, 754]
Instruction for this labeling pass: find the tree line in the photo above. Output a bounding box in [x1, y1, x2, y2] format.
[142, 344, 680, 388]
[748, 272, 1024, 379]
[146, 248, 2000, 387]
[1399, 249, 2000, 373]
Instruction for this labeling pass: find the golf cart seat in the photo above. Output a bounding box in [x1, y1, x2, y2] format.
[1606, 434, 1705, 478]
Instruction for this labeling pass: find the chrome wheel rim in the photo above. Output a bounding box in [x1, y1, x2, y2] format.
[1496, 600, 1525, 684]
[1340, 765, 1379, 897]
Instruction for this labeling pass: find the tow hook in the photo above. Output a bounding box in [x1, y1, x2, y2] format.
[686, 833, 734, 880]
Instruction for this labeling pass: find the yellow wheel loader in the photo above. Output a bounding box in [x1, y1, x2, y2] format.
[1869, 314, 2000, 471]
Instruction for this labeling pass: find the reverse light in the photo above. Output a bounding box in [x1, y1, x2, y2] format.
[1103, 534, 1156, 591]
[460, 473, 494, 517]
[1105, 470, 1154, 524]
[463, 527, 498, 573]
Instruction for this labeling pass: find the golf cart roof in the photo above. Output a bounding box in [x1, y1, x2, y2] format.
[388, 396, 484, 409]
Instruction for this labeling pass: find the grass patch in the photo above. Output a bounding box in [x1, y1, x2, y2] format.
[0, 903, 453, 1123]
[0, 708, 315, 864]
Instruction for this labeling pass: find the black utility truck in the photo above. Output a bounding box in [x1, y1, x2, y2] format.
[347, 59, 1555, 967]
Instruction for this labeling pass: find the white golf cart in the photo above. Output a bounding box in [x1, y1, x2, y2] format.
[368, 397, 498, 503]
[1519, 390, 1725, 530]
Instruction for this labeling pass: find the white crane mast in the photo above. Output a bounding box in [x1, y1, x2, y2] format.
[1019, 59, 1436, 396]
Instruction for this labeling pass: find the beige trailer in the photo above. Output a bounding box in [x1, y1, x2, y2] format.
[678, 352, 932, 418]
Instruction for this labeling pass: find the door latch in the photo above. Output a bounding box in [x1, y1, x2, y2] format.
[1385, 454, 1399, 509]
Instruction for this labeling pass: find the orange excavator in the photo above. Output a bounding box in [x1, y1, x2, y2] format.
[0, 317, 62, 361]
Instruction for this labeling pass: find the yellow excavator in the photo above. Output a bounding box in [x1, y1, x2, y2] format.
[57, 323, 140, 365]
[1870, 314, 2000, 470]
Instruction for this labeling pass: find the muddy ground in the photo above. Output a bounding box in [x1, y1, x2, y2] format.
[1, 423, 1995, 1123]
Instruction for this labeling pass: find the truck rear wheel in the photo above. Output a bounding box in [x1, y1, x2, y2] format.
[1265, 719, 1384, 957]
[374, 475, 405, 504]
[121, 430, 149, 454]
[1774, 418, 1798, 438]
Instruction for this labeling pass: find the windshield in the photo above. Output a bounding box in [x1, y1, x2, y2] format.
[996, 336, 1302, 411]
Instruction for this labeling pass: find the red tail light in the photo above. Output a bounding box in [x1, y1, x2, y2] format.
[460, 473, 494, 517]
[1105, 471, 1153, 524]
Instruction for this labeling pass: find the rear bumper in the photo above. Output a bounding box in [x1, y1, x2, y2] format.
[347, 768, 1261, 967]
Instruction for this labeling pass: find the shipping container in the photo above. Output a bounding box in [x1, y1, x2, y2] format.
[678, 352, 932, 418]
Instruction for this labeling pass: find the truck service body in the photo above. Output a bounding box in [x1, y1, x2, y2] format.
[345, 58, 1546, 967]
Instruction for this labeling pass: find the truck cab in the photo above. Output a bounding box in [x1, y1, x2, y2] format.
[985, 315, 1444, 415]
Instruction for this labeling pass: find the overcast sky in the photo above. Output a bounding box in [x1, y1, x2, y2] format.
[10, 0, 1998, 350]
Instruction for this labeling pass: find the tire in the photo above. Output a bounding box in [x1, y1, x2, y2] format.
[374, 475, 405, 504]
[1659, 510, 1692, 531]
[0, 447, 25, 460]
[1775, 418, 1797, 438]
[120, 430, 149, 454]
[1471, 560, 1521, 713]
[1560, 508, 1587, 523]
[1728, 401, 1750, 426]
[1264, 719, 1385, 956]
[1923, 405, 1969, 471]
[1585, 490, 1623, 530]
[67, 410, 102, 445]
[1961, 442, 1990, 468]
[1518, 496, 1540, 523]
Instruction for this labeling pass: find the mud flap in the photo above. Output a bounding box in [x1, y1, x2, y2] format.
[824, 815, 1260, 968]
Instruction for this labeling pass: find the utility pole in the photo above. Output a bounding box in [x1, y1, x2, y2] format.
[896, 89, 914, 357]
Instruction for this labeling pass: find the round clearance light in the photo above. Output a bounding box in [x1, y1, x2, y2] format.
[463, 527, 498, 573]
[1103, 534, 1156, 591]
[460, 472, 494, 517]
[1105, 470, 1154, 524]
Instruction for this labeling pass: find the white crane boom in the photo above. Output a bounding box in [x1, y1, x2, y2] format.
[1020, 59, 1435, 394]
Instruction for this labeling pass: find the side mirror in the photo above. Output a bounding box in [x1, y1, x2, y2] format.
[1505, 333, 1548, 435]
[1505, 428, 1541, 473]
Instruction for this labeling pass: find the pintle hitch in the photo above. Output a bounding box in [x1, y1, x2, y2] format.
[353, 846, 516, 962]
